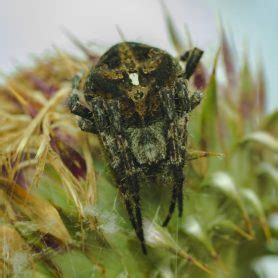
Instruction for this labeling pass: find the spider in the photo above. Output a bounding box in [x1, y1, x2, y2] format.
[68, 42, 203, 254]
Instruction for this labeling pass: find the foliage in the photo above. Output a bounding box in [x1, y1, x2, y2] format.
[0, 17, 277, 277]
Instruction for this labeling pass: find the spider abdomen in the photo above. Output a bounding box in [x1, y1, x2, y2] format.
[125, 121, 167, 165]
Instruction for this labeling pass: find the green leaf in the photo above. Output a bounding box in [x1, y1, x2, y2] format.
[238, 51, 257, 130]
[33, 171, 78, 218]
[240, 131, 278, 152]
[261, 109, 278, 134]
[182, 216, 217, 257]
[161, 0, 184, 54]
[51, 251, 100, 278]
[221, 25, 236, 87]
[258, 162, 278, 184]
[200, 50, 219, 152]
[206, 172, 254, 236]
[241, 189, 271, 240]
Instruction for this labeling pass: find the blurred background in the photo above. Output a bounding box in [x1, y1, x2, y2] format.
[0, 0, 277, 111]
[0, 1, 277, 277]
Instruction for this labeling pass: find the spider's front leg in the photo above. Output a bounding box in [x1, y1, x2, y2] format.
[90, 98, 147, 254]
[68, 73, 100, 134]
[174, 78, 202, 113]
[180, 47, 204, 79]
[68, 73, 92, 118]
[179, 46, 203, 112]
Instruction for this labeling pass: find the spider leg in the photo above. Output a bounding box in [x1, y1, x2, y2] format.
[159, 81, 188, 226]
[174, 167, 184, 217]
[117, 131, 146, 254]
[68, 73, 93, 119]
[162, 171, 178, 227]
[117, 181, 138, 232]
[130, 178, 147, 254]
[78, 118, 96, 132]
[122, 175, 146, 254]
[162, 120, 187, 226]
[189, 91, 202, 112]
[90, 98, 147, 254]
[180, 47, 203, 79]
[175, 70, 202, 113]
[187, 150, 223, 160]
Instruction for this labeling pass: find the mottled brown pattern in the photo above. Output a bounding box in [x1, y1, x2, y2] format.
[68, 42, 203, 254]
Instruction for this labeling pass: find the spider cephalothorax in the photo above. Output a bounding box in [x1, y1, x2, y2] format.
[68, 41, 203, 254]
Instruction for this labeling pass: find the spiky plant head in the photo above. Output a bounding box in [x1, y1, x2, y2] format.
[0, 16, 277, 277]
